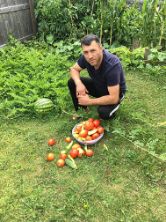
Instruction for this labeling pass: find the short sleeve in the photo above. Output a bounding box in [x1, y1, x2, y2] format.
[105, 63, 122, 86]
[77, 55, 87, 69]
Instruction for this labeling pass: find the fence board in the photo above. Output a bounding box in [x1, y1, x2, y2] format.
[0, 0, 36, 47]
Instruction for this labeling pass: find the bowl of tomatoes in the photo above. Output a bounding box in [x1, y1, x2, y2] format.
[72, 118, 104, 145]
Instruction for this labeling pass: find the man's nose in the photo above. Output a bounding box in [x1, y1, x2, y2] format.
[87, 52, 93, 59]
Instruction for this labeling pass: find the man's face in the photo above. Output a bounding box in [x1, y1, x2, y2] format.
[82, 40, 103, 67]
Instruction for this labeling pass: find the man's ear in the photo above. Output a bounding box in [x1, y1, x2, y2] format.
[99, 43, 103, 49]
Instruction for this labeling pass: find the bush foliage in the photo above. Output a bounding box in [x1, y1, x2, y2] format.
[35, 0, 166, 49]
[0, 39, 72, 118]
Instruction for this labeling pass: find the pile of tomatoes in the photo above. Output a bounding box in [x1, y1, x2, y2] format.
[45, 118, 105, 169]
[73, 118, 104, 142]
[46, 140, 94, 168]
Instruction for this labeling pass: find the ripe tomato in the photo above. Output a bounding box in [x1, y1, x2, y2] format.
[88, 118, 94, 122]
[59, 153, 67, 160]
[79, 129, 88, 138]
[91, 132, 100, 140]
[48, 138, 56, 146]
[86, 135, 92, 141]
[65, 137, 72, 143]
[46, 153, 55, 161]
[84, 121, 94, 131]
[75, 125, 82, 133]
[56, 159, 65, 167]
[93, 119, 101, 127]
[70, 149, 78, 158]
[86, 149, 94, 157]
[72, 143, 81, 150]
[97, 126, 104, 134]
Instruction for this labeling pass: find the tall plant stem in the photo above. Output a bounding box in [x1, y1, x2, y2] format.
[99, 0, 103, 43]
[68, 0, 74, 36]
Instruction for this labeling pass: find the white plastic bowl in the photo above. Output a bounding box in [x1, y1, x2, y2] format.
[72, 124, 104, 145]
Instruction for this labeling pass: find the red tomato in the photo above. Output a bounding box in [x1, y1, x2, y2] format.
[86, 149, 94, 157]
[59, 153, 67, 160]
[79, 129, 88, 138]
[93, 119, 101, 127]
[65, 137, 72, 143]
[70, 149, 79, 158]
[48, 138, 56, 146]
[84, 121, 94, 131]
[91, 132, 100, 140]
[72, 143, 81, 150]
[56, 159, 65, 167]
[97, 126, 104, 134]
[88, 118, 94, 122]
[46, 153, 55, 161]
[86, 135, 92, 141]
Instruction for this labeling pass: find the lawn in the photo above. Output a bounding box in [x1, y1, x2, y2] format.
[0, 71, 165, 222]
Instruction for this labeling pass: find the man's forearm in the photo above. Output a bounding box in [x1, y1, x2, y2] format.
[90, 95, 119, 105]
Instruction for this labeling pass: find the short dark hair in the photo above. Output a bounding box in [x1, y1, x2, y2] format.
[81, 34, 100, 46]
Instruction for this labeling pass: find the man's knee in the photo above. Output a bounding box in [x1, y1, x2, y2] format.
[97, 106, 110, 120]
[97, 105, 119, 120]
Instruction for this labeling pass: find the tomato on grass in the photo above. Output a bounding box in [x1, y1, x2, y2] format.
[70, 149, 79, 158]
[48, 138, 56, 146]
[65, 137, 72, 143]
[46, 153, 55, 161]
[59, 153, 67, 160]
[72, 143, 81, 150]
[85, 149, 94, 157]
[56, 159, 65, 167]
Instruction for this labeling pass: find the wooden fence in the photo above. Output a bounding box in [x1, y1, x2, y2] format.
[0, 0, 36, 47]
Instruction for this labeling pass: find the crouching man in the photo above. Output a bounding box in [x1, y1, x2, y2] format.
[68, 34, 126, 120]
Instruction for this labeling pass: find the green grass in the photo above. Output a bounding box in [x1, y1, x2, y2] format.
[0, 71, 166, 222]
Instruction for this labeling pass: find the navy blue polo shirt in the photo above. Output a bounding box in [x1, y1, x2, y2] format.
[77, 49, 126, 96]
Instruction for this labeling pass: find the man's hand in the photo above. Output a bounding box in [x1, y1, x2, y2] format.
[78, 94, 91, 106]
[76, 83, 89, 97]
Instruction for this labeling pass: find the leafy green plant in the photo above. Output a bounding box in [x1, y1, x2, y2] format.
[148, 48, 166, 62]
[110, 46, 131, 68]
[0, 40, 72, 118]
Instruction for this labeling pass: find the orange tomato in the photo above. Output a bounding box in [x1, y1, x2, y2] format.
[97, 126, 104, 134]
[65, 137, 72, 143]
[72, 143, 81, 150]
[86, 135, 92, 141]
[79, 129, 88, 138]
[75, 125, 82, 133]
[85, 149, 94, 157]
[91, 132, 100, 140]
[59, 153, 67, 160]
[48, 138, 56, 146]
[46, 153, 55, 161]
[56, 159, 65, 167]
[88, 118, 94, 122]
